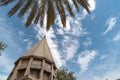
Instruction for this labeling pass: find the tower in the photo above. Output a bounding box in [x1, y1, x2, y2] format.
[8, 37, 57, 80]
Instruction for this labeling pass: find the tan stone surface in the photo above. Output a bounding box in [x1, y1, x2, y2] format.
[8, 37, 56, 80]
[23, 37, 54, 63]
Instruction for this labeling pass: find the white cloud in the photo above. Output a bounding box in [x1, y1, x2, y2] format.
[78, 50, 97, 71]
[91, 14, 95, 20]
[57, 17, 88, 61]
[18, 31, 25, 35]
[100, 55, 107, 60]
[92, 71, 120, 80]
[0, 53, 13, 74]
[26, 41, 33, 50]
[113, 31, 120, 41]
[88, 0, 96, 11]
[23, 39, 29, 42]
[33, 0, 96, 68]
[62, 36, 79, 60]
[65, 18, 71, 31]
[33, 25, 65, 68]
[82, 0, 96, 18]
[33, 12, 89, 68]
[103, 17, 117, 35]
[33, 24, 46, 40]
[0, 75, 8, 80]
[83, 37, 92, 47]
[46, 29, 65, 68]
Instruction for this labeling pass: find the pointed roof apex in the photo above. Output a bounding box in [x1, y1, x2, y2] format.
[44, 35, 46, 38]
[22, 37, 54, 62]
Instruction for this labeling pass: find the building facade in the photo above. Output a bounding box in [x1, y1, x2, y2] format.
[7, 37, 57, 80]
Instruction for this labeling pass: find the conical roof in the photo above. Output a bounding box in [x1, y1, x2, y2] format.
[22, 37, 54, 62]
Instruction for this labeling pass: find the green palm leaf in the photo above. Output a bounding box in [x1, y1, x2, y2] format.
[46, 0, 55, 31]
[77, 0, 90, 13]
[55, 0, 66, 27]
[0, 0, 90, 31]
[0, 0, 15, 6]
[63, 0, 74, 17]
[39, 0, 46, 27]
[8, 0, 25, 17]
[72, 0, 79, 11]
[25, 1, 38, 27]
[18, 0, 33, 17]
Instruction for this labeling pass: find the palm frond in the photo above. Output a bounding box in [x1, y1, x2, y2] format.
[25, 1, 37, 27]
[0, 0, 90, 31]
[46, 0, 55, 31]
[63, 0, 74, 17]
[18, 0, 33, 17]
[77, 0, 90, 13]
[34, 8, 41, 25]
[55, 0, 66, 27]
[40, 0, 46, 27]
[72, 0, 79, 11]
[8, 0, 25, 17]
[34, 0, 46, 26]
[0, 0, 15, 6]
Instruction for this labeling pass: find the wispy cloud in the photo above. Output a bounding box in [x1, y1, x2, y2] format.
[0, 9, 36, 79]
[61, 35, 80, 61]
[92, 71, 120, 80]
[113, 31, 120, 41]
[46, 29, 66, 68]
[83, 37, 92, 47]
[0, 74, 8, 80]
[33, 0, 96, 68]
[26, 41, 33, 50]
[100, 55, 107, 60]
[88, 0, 96, 11]
[82, 0, 96, 18]
[78, 50, 97, 71]
[0, 53, 13, 74]
[91, 14, 95, 20]
[103, 17, 117, 35]
[33, 12, 88, 68]
[18, 31, 26, 35]
[51, 16, 88, 63]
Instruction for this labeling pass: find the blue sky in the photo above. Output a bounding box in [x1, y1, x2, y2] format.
[0, 0, 120, 80]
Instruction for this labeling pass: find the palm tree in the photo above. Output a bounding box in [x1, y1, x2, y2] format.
[0, 41, 7, 56]
[0, 41, 7, 51]
[0, 0, 90, 31]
